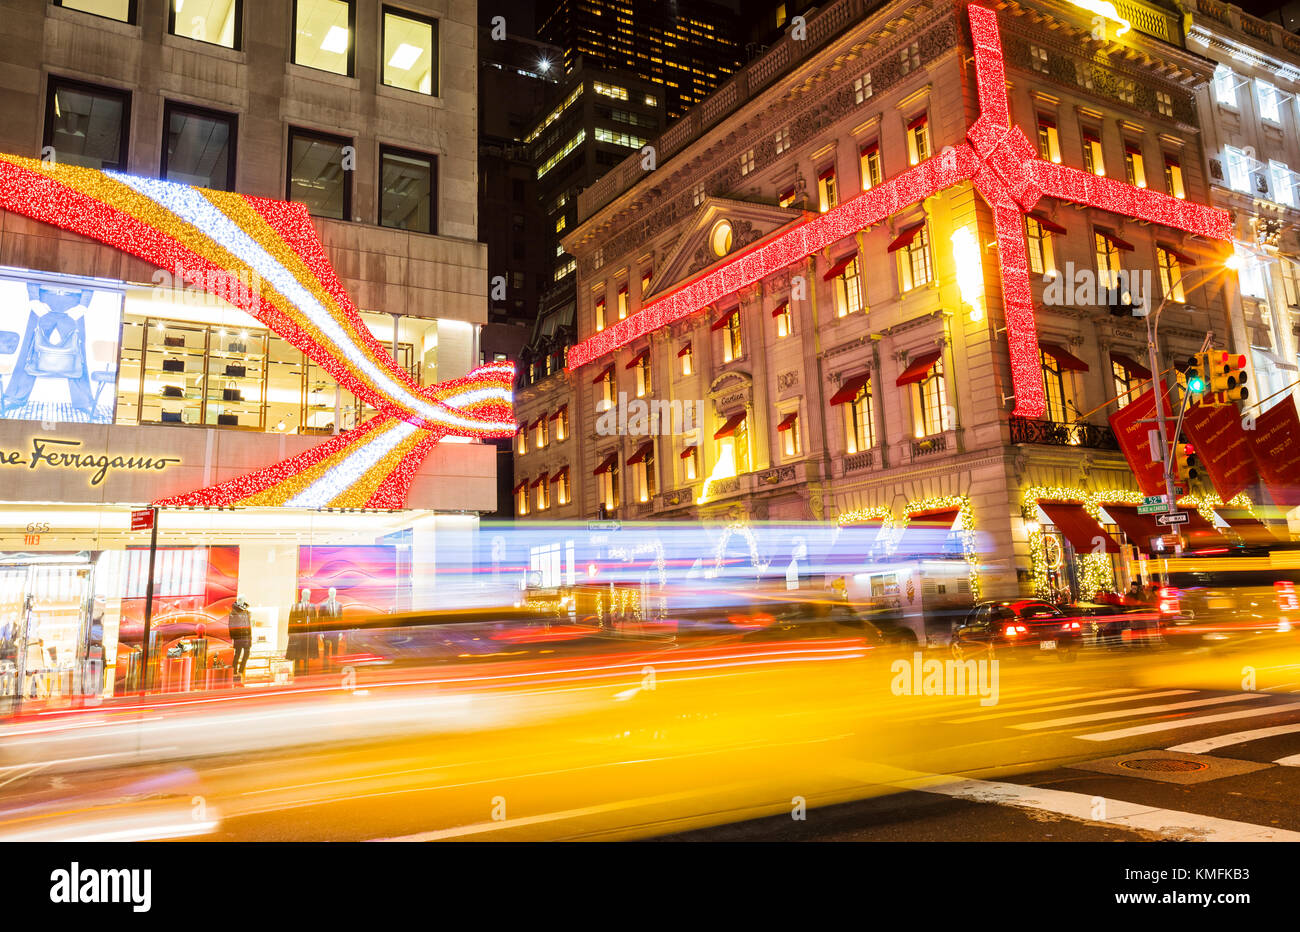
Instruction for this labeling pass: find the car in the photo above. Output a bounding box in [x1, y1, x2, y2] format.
[951, 600, 1083, 662]
[1064, 601, 1161, 649]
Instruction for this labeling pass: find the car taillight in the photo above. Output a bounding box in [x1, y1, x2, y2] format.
[1158, 587, 1179, 614]
[1003, 623, 1028, 637]
[1063, 621, 1081, 631]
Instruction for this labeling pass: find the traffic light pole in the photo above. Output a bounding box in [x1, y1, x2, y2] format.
[1144, 302, 1183, 558]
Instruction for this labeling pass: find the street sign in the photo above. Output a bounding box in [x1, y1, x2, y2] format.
[587, 520, 621, 532]
[131, 508, 154, 531]
[1142, 495, 1168, 505]
[1156, 511, 1189, 526]
[1137, 503, 1172, 514]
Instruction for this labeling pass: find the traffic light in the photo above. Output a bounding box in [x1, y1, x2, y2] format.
[1208, 351, 1248, 403]
[1182, 353, 1208, 404]
[1174, 442, 1202, 487]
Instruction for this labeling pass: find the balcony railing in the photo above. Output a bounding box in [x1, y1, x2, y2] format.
[1010, 417, 1119, 450]
[911, 434, 948, 458]
[844, 450, 874, 472]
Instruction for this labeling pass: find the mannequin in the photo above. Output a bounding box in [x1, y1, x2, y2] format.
[319, 587, 343, 665]
[228, 597, 252, 682]
[286, 588, 318, 676]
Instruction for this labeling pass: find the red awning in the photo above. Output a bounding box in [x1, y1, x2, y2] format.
[908, 508, 958, 529]
[860, 142, 879, 156]
[1111, 352, 1151, 379]
[714, 411, 746, 439]
[549, 466, 569, 483]
[888, 222, 925, 252]
[830, 373, 871, 405]
[625, 349, 648, 369]
[1100, 230, 1135, 251]
[592, 365, 612, 385]
[512, 480, 527, 493]
[1039, 501, 1120, 554]
[896, 350, 942, 386]
[818, 166, 836, 180]
[710, 310, 735, 331]
[592, 453, 618, 475]
[626, 441, 654, 465]
[771, 301, 789, 318]
[906, 114, 928, 130]
[1216, 509, 1281, 546]
[823, 253, 857, 280]
[1161, 244, 1198, 266]
[1029, 211, 1067, 235]
[677, 342, 692, 357]
[776, 411, 798, 431]
[1184, 511, 1230, 550]
[1040, 341, 1090, 372]
[1103, 505, 1163, 550]
[680, 445, 697, 460]
[530, 473, 548, 488]
[549, 405, 567, 421]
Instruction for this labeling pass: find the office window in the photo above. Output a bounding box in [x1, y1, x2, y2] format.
[912, 360, 950, 438]
[379, 147, 434, 233]
[169, 0, 240, 49]
[162, 102, 236, 191]
[1156, 247, 1185, 303]
[1040, 350, 1072, 423]
[1026, 217, 1056, 277]
[860, 144, 882, 190]
[44, 77, 130, 171]
[1270, 161, 1296, 208]
[383, 7, 437, 95]
[1224, 146, 1250, 193]
[293, 0, 354, 76]
[1213, 65, 1237, 107]
[1037, 118, 1061, 163]
[817, 167, 837, 212]
[56, 0, 134, 22]
[833, 258, 863, 317]
[595, 296, 606, 332]
[774, 302, 792, 338]
[1164, 157, 1186, 199]
[906, 116, 929, 165]
[1082, 131, 1105, 176]
[1095, 232, 1123, 291]
[1124, 145, 1146, 188]
[287, 128, 352, 220]
[1257, 80, 1281, 124]
[898, 226, 933, 292]
[845, 385, 873, 453]
[853, 71, 873, 104]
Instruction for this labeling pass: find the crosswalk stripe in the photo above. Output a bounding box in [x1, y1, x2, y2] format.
[948, 690, 1191, 724]
[1276, 754, 1300, 767]
[1168, 722, 1300, 754]
[1010, 694, 1266, 731]
[1079, 700, 1300, 742]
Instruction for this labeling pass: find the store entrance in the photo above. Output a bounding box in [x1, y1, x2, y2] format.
[0, 554, 98, 712]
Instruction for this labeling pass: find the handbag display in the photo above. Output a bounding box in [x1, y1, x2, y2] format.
[161, 410, 182, 423]
[218, 413, 238, 426]
[222, 387, 243, 402]
[164, 335, 185, 348]
[26, 325, 84, 379]
[225, 364, 246, 378]
[162, 359, 184, 372]
[161, 385, 183, 398]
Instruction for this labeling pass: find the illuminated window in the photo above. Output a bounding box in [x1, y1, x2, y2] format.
[679, 343, 693, 376]
[56, 0, 133, 22]
[162, 102, 236, 191]
[515, 482, 529, 515]
[595, 296, 607, 332]
[897, 225, 933, 292]
[779, 410, 801, 457]
[1224, 146, 1250, 193]
[1213, 65, 1237, 107]
[710, 220, 733, 256]
[1279, 260, 1300, 309]
[853, 71, 873, 103]
[517, 428, 528, 455]
[906, 116, 929, 165]
[778, 187, 797, 208]
[1026, 217, 1056, 277]
[1235, 245, 1268, 299]
[294, 0, 354, 77]
[1112, 359, 1136, 410]
[618, 285, 629, 319]
[169, 0, 240, 48]
[381, 7, 436, 94]
[1040, 349, 1073, 423]
[598, 458, 620, 510]
[899, 41, 920, 75]
[817, 168, 837, 212]
[536, 477, 550, 511]
[692, 182, 706, 206]
[1124, 145, 1146, 188]
[683, 446, 698, 481]
[774, 126, 792, 155]
[740, 149, 755, 175]
[1082, 131, 1105, 177]
[634, 354, 652, 397]
[556, 469, 571, 505]
[1270, 161, 1297, 208]
[632, 443, 656, 502]
[774, 302, 792, 338]
[1164, 157, 1186, 199]
[844, 384, 874, 453]
[1030, 45, 1049, 73]
[1036, 117, 1061, 163]
[288, 127, 352, 220]
[594, 81, 629, 100]
[1257, 80, 1281, 123]
[598, 367, 615, 410]
[1155, 90, 1173, 117]
[44, 77, 130, 172]
[721, 310, 743, 363]
[554, 407, 569, 441]
[833, 257, 863, 317]
[1094, 232, 1124, 291]
[555, 215, 566, 233]
[860, 144, 882, 190]
[379, 147, 436, 233]
[912, 360, 950, 438]
[538, 131, 585, 179]
[1156, 247, 1186, 303]
[534, 416, 549, 449]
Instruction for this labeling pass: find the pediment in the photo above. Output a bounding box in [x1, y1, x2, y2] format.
[647, 197, 805, 300]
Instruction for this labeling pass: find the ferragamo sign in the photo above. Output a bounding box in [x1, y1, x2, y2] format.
[0, 436, 180, 487]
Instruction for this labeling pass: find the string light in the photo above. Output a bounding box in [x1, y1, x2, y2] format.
[563, 4, 1231, 424]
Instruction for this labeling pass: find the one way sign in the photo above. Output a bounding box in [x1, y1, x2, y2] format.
[1156, 511, 1189, 526]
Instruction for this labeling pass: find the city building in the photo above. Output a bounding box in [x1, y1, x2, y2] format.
[0, 0, 503, 700]
[514, 0, 1277, 607]
[1183, 0, 1300, 413]
[536, 0, 744, 120]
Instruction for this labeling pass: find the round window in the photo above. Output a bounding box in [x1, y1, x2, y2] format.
[710, 220, 734, 257]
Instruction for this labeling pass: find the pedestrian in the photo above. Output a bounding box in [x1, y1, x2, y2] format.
[1126, 578, 1144, 605]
